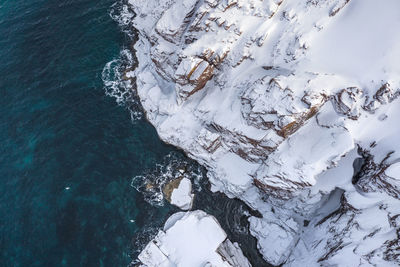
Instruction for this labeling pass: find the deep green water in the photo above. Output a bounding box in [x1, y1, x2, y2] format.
[0, 0, 177, 266]
[0, 0, 272, 266]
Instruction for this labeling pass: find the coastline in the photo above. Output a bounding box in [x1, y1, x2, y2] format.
[121, 0, 400, 266]
[111, 1, 272, 265]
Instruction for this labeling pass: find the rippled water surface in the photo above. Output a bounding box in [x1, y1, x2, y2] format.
[0, 0, 271, 266]
[0, 0, 177, 265]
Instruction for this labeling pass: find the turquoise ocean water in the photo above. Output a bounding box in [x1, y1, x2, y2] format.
[0, 0, 271, 266]
[0, 0, 178, 265]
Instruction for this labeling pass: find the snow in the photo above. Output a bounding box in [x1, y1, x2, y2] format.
[170, 178, 194, 210]
[138, 210, 250, 267]
[256, 115, 354, 191]
[129, 0, 400, 265]
[386, 163, 400, 180]
[304, 0, 400, 83]
[155, 0, 198, 39]
[249, 217, 297, 265]
[311, 148, 358, 194]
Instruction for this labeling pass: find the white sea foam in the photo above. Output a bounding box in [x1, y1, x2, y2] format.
[131, 224, 160, 259]
[103, 1, 143, 121]
[102, 49, 132, 104]
[102, 48, 143, 121]
[109, 1, 136, 36]
[131, 152, 204, 206]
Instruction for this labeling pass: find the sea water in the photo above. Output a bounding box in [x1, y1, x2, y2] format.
[0, 0, 177, 265]
[0, 0, 269, 266]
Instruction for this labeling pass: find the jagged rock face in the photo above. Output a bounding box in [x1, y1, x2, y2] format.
[128, 0, 400, 265]
[285, 149, 400, 266]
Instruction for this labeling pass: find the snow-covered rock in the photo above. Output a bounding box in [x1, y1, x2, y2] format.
[138, 210, 251, 267]
[128, 0, 400, 265]
[170, 177, 194, 210]
[161, 169, 194, 210]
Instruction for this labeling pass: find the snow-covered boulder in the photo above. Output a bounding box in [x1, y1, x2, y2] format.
[161, 168, 194, 210]
[138, 210, 251, 267]
[170, 177, 194, 210]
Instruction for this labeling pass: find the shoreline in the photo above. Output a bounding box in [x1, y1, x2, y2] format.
[114, 4, 272, 265]
[120, 0, 400, 266]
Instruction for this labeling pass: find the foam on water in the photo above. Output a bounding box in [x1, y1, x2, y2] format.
[103, 1, 143, 121]
[107, 1, 271, 266]
[109, 0, 136, 36]
[131, 152, 204, 206]
[0, 0, 177, 265]
[102, 50, 145, 121]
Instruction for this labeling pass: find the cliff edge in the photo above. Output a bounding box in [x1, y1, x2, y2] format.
[127, 0, 400, 265]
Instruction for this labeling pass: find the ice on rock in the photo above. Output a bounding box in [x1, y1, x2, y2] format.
[138, 210, 251, 267]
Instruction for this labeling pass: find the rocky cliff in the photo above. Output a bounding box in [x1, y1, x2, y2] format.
[126, 0, 400, 265]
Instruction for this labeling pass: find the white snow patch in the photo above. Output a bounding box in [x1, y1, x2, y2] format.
[304, 0, 400, 83]
[386, 163, 400, 180]
[170, 178, 194, 210]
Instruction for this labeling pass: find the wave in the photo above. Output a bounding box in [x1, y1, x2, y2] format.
[103, 1, 143, 121]
[109, 0, 136, 36]
[129, 225, 159, 265]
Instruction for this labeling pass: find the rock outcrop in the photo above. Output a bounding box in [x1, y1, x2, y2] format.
[127, 0, 400, 265]
[138, 210, 251, 266]
[163, 177, 194, 210]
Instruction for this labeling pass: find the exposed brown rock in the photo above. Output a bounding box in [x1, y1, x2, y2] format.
[163, 176, 184, 203]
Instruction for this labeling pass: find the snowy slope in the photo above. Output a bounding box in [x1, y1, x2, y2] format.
[127, 0, 400, 265]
